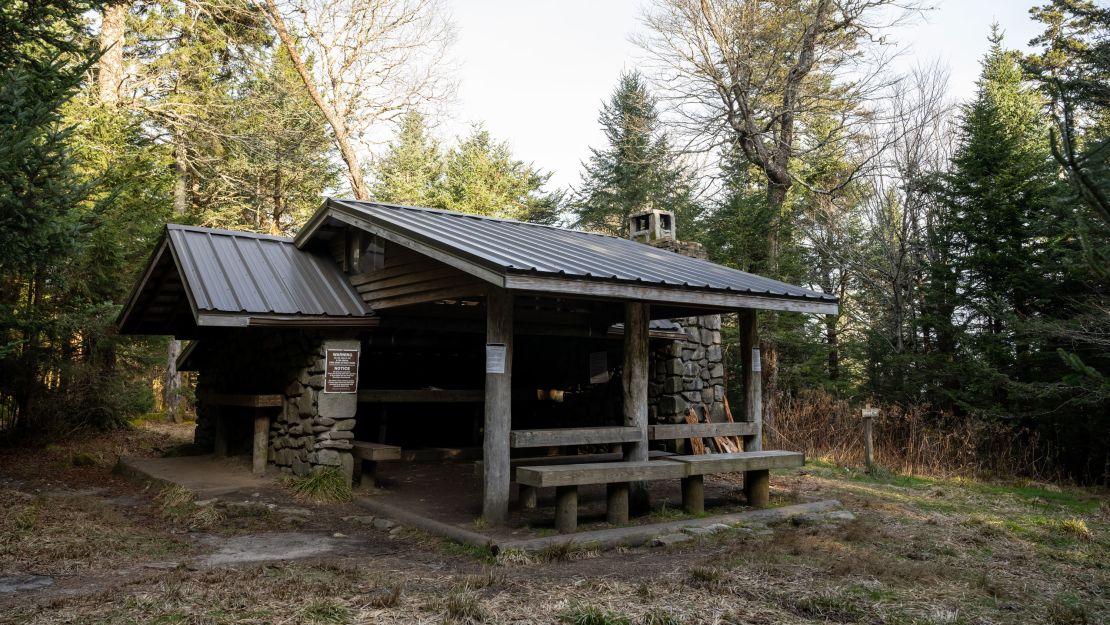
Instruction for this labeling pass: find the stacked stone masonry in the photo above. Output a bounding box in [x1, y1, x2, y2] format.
[268, 340, 356, 481]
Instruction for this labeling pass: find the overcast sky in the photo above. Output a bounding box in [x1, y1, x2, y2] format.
[440, 0, 1046, 191]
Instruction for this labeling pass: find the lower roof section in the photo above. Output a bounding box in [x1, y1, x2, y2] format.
[117, 225, 370, 335]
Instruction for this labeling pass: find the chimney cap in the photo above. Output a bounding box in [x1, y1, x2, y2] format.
[629, 208, 675, 242]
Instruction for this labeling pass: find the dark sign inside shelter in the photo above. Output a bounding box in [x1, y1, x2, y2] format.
[324, 348, 359, 394]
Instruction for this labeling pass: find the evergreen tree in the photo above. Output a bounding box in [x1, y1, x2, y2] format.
[937, 26, 1063, 411]
[436, 127, 561, 224]
[571, 72, 696, 237]
[372, 111, 442, 207]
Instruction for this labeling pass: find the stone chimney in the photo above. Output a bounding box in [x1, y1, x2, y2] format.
[629, 208, 675, 242]
[628, 209, 707, 260]
[628, 207, 725, 431]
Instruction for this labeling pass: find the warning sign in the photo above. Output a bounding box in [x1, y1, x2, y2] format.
[324, 348, 359, 394]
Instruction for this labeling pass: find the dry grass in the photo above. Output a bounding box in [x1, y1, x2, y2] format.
[283, 467, 354, 503]
[1, 422, 1107, 625]
[766, 390, 1055, 480]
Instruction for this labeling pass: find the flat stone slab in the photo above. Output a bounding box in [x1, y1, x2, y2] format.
[201, 532, 344, 566]
[496, 499, 842, 553]
[0, 575, 54, 593]
[116, 456, 271, 499]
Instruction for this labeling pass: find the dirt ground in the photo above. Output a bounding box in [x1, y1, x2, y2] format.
[1, 421, 1106, 625]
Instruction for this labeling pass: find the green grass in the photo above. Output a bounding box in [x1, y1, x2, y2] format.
[559, 604, 631, 625]
[298, 599, 352, 625]
[282, 467, 352, 503]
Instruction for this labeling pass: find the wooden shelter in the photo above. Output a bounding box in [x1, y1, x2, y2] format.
[119, 199, 837, 527]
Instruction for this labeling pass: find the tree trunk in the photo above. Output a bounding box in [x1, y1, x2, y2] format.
[260, 0, 371, 200]
[98, 2, 126, 104]
[165, 135, 188, 422]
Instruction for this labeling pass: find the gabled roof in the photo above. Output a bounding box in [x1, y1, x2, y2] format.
[297, 199, 839, 315]
[118, 224, 370, 334]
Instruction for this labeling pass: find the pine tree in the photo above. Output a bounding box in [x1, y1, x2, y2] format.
[436, 127, 560, 224]
[937, 25, 1067, 411]
[371, 111, 442, 207]
[571, 72, 696, 237]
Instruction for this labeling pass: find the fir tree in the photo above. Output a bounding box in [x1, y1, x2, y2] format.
[571, 72, 696, 237]
[436, 126, 560, 224]
[937, 25, 1069, 410]
[371, 111, 442, 207]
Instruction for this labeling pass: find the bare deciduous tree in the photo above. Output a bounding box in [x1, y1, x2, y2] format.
[256, 0, 456, 199]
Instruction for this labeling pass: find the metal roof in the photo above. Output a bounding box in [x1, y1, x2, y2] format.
[304, 200, 837, 307]
[165, 224, 367, 317]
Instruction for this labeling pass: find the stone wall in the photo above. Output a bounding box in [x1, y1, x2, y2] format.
[649, 314, 725, 425]
[269, 338, 359, 481]
[192, 331, 360, 482]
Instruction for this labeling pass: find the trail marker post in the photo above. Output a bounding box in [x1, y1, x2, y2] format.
[862, 404, 879, 472]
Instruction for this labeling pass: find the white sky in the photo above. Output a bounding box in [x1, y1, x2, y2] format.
[441, 0, 1045, 191]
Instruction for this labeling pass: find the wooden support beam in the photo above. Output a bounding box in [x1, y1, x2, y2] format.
[358, 389, 483, 403]
[519, 484, 538, 510]
[622, 302, 650, 512]
[648, 422, 756, 440]
[201, 393, 284, 408]
[740, 310, 763, 451]
[509, 426, 642, 448]
[482, 288, 513, 526]
[252, 413, 268, 475]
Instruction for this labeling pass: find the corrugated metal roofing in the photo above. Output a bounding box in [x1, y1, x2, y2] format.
[167, 224, 367, 317]
[325, 200, 836, 304]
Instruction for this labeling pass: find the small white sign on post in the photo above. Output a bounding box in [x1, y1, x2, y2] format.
[862, 407, 880, 419]
[588, 351, 609, 384]
[485, 343, 507, 374]
[751, 348, 761, 372]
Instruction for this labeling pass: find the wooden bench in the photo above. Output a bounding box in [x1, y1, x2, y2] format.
[670, 450, 804, 513]
[351, 441, 401, 487]
[475, 450, 676, 510]
[509, 426, 642, 448]
[515, 460, 688, 533]
[201, 393, 283, 475]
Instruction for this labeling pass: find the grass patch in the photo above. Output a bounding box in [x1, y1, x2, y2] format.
[71, 452, 97, 467]
[299, 599, 352, 624]
[559, 603, 631, 625]
[283, 468, 352, 503]
[155, 485, 196, 520]
[444, 586, 486, 623]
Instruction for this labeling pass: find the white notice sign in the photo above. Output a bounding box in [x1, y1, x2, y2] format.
[862, 407, 880, 418]
[751, 348, 762, 372]
[589, 351, 609, 384]
[486, 343, 507, 374]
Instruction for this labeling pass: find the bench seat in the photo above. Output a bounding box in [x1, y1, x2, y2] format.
[350, 441, 401, 487]
[515, 459, 687, 488]
[648, 422, 756, 440]
[670, 450, 804, 513]
[516, 460, 685, 532]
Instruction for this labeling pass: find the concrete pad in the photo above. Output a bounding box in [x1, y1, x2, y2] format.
[0, 576, 53, 593]
[116, 455, 272, 499]
[202, 532, 344, 566]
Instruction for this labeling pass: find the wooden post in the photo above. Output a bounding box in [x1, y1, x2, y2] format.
[252, 411, 269, 475]
[862, 404, 878, 472]
[745, 469, 770, 507]
[682, 475, 704, 515]
[519, 484, 538, 510]
[555, 486, 578, 533]
[606, 482, 629, 524]
[213, 407, 227, 457]
[739, 310, 763, 451]
[622, 302, 650, 513]
[482, 288, 514, 525]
